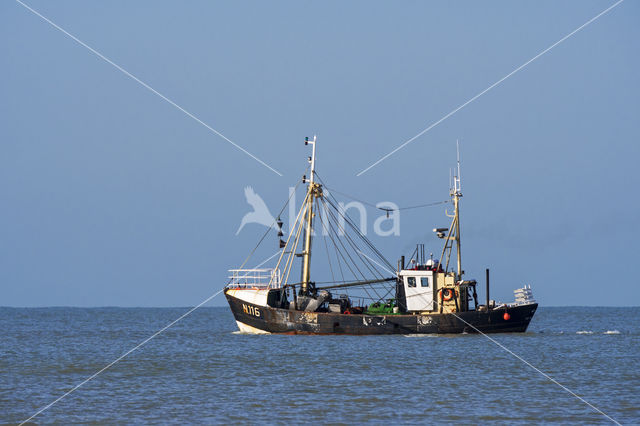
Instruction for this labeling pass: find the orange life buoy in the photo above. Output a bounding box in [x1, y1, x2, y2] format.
[344, 309, 351, 315]
[440, 288, 455, 301]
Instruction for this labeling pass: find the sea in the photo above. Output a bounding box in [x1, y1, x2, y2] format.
[1, 306, 638, 425]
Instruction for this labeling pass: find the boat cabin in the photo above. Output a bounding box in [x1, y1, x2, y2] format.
[396, 259, 477, 314]
[398, 269, 435, 312]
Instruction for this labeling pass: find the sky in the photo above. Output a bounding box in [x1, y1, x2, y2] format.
[1, 0, 638, 307]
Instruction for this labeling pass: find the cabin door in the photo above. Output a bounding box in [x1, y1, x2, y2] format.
[404, 274, 434, 312]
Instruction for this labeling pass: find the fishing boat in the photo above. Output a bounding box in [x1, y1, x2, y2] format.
[224, 137, 537, 334]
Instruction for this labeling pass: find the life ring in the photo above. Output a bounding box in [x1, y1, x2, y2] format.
[440, 288, 455, 301]
[344, 309, 351, 315]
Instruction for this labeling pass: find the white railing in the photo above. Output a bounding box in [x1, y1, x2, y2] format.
[227, 268, 281, 289]
[513, 285, 535, 305]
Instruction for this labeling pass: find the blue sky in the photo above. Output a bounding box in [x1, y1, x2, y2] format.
[1, 0, 638, 306]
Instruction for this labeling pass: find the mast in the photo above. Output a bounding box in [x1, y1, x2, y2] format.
[301, 135, 317, 295]
[453, 140, 462, 280]
[437, 141, 463, 280]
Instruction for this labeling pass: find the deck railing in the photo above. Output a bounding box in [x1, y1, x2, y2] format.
[227, 268, 281, 289]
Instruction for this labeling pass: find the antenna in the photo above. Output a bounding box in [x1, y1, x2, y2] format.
[455, 139, 462, 194]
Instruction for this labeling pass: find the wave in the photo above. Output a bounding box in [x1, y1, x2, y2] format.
[604, 330, 621, 335]
[576, 330, 594, 335]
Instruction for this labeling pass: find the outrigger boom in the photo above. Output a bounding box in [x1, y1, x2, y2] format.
[297, 277, 396, 292]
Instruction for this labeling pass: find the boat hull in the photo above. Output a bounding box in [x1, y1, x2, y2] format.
[225, 290, 537, 335]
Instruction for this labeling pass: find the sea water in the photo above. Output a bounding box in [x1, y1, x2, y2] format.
[1, 307, 638, 424]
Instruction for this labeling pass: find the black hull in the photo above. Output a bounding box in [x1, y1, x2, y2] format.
[225, 291, 537, 335]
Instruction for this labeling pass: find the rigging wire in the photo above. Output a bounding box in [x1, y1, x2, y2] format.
[314, 177, 406, 304]
[323, 205, 347, 284]
[315, 174, 393, 268]
[322, 191, 394, 272]
[314, 196, 381, 303]
[326, 202, 384, 279]
[318, 196, 388, 302]
[319, 199, 366, 281]
[316, 198, 336, 284]
[320, 181, 449, 212]
[280, 193, 309, 286]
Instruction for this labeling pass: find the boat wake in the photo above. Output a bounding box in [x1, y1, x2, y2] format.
[575, 330, 622, 335]
[403, 334, 439, 338]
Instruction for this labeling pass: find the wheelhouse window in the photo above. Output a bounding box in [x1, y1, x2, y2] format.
[407, 277, 416, 287]
[420, 277, 430, 288]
